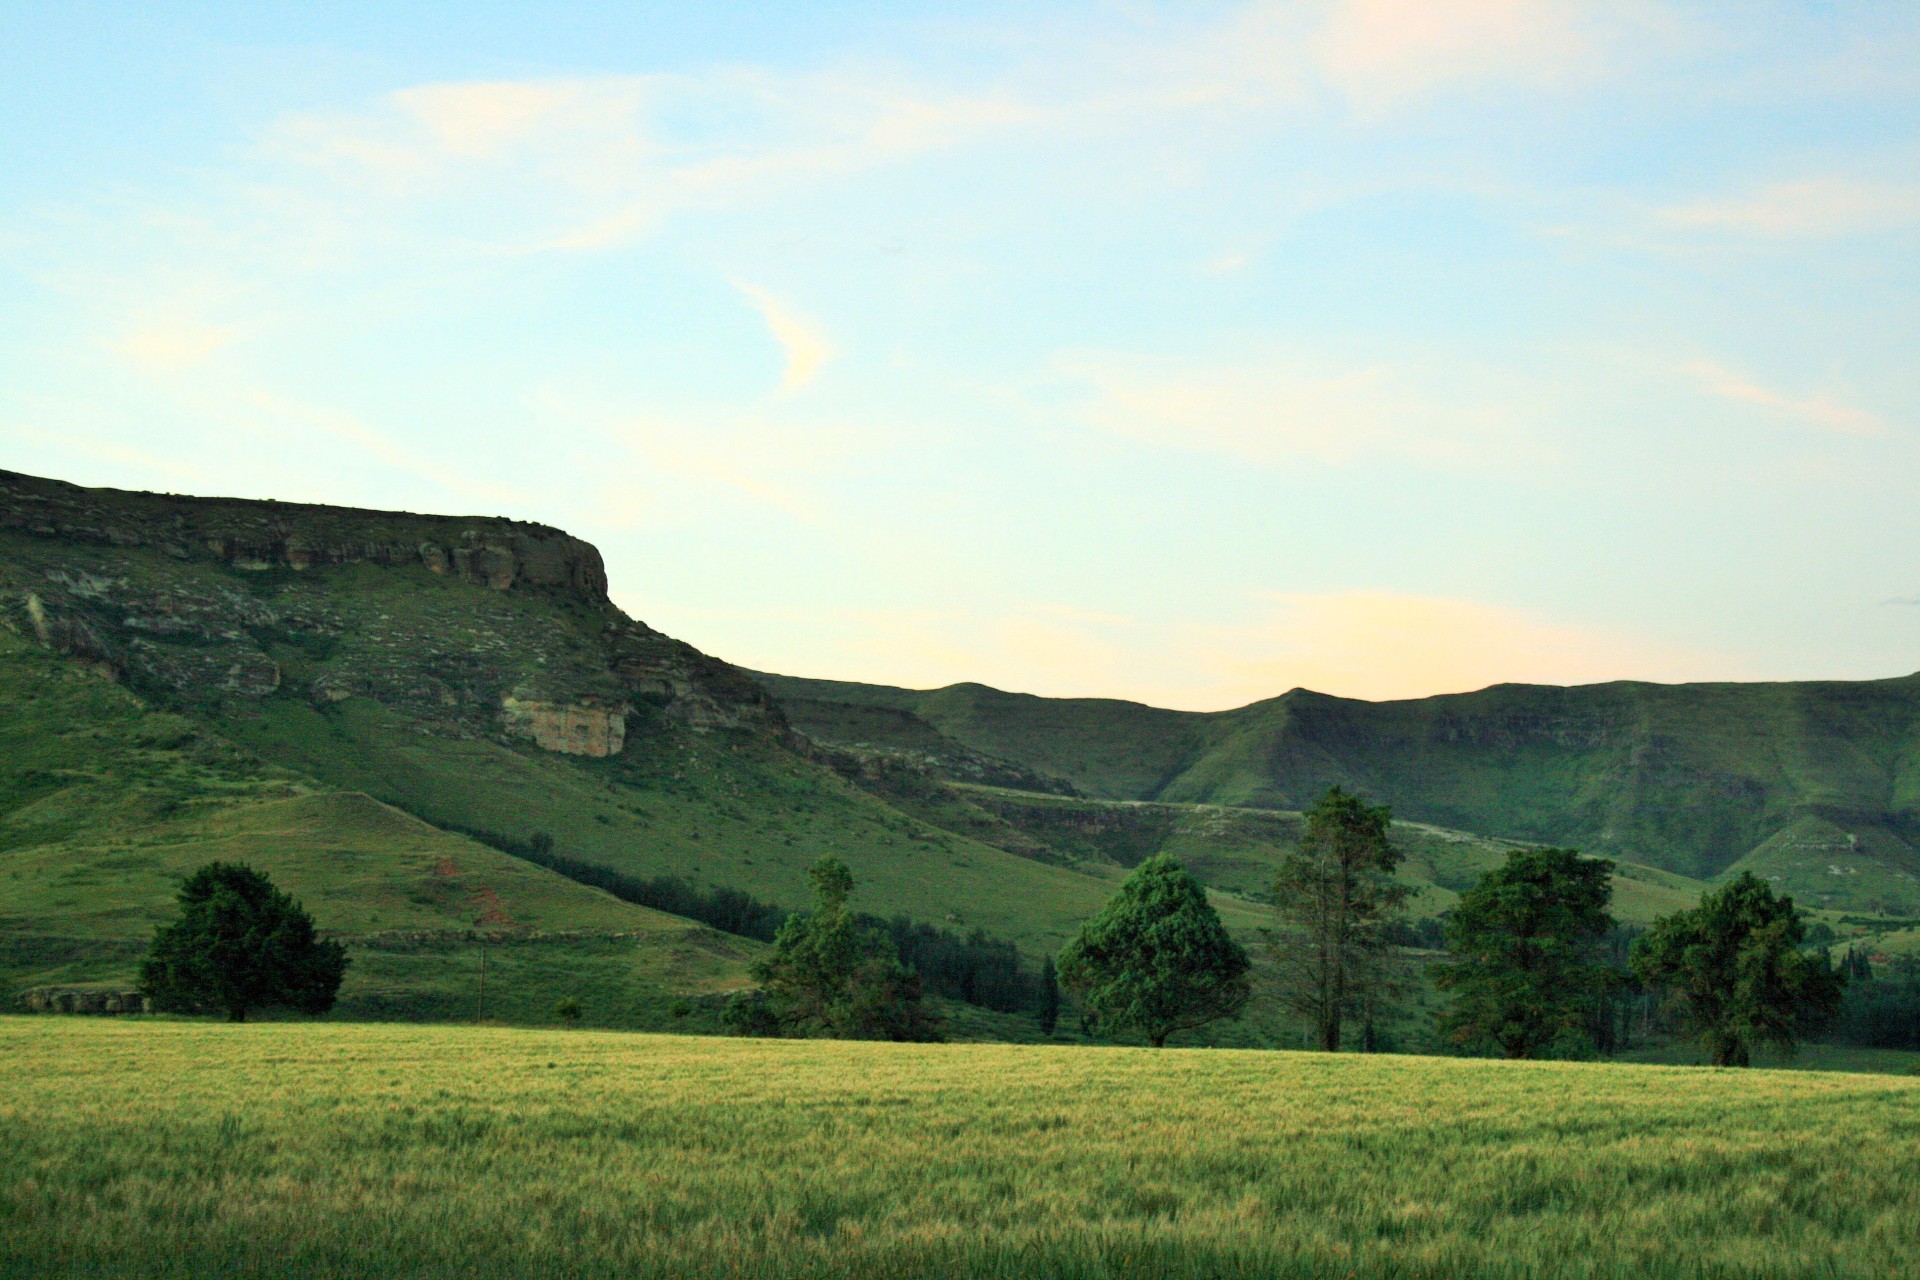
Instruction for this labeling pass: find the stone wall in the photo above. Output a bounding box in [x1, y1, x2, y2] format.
[20, 988, 151, 1014]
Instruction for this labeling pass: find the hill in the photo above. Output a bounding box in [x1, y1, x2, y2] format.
[6, 1018, 1918, 1279]
[0, 470, 1168, 1029]
[760, 671, 1920, 915]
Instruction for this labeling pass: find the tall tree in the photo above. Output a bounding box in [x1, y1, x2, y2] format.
[1270, 787, 1409, 1051]
[750, 856, 942, 1042]
[1631, 872, 1845, 1066]
[141, 862, 347, 1022]
[1432, 847, 1618, 1058]
[1036, 954, 1062, 1036]
[1057, 854, 1250, 1047]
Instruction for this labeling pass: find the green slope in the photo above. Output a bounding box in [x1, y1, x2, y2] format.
[760, 671, 1920, 914]
[0, 626, 754, 1021]
[953, 785, 1708, 926]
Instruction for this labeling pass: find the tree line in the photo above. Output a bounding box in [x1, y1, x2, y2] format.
[440, 824, 1051, 1017]
[1048, 786, 1852, 1064]
[130, 788, 1876, 1063]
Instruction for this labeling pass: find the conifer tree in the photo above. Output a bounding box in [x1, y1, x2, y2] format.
[1037, 954, 1062, 1036]
[141, 862, 347, 1022]
[1270, 787, 1409, 1051]
[750, 855, 941, 1042]
[1058, 855, 1249, 1047]
[1432, 847, 1617, 1058]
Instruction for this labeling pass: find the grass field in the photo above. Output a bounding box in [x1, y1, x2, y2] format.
[4, 1018, 1918, 1279]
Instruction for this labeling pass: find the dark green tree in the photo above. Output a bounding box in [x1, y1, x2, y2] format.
[1431, 847, 1618, 1058]
[1270, 787, 1410, 1051]
[750, 856, 942, 1042]
[1057, 854, 1250, 1047]
[141, 862, 347, 1022]
[555, 996, 582, 1026]
[1037, 954, 1061, 1036]
[1631, 872, 1845, 1066]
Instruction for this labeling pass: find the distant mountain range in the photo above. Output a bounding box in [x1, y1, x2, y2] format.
[758, 668, 1920, 916]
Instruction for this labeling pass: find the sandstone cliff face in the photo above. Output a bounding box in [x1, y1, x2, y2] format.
[0, 470, 784, 758]
[502, 697, 628, 757]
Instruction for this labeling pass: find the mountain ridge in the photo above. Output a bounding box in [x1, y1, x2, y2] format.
[758, 669, 1920, 913]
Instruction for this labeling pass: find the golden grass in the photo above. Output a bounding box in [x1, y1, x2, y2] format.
[3, 1016, 1917, 1278]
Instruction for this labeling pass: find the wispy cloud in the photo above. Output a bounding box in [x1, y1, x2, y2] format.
[1313, 0, 1647, 110]
[733, 283, 834, 392]
[114, 318, 238, 371]
[1061, 346, 1540, 469]
[1681, 360, 1890, 437]
[1660, 178, 1920, 239]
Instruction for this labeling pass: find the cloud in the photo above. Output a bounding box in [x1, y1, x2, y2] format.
[1681, 361, 1890, 437]
[114, 318, 238, 370]
[259, 71, 1038, 257]
[1314, 0, 1624, 108]
[1659, 178, 1920, 239]
[1061, 347, 1537, 469]
[734, 283, 834, 392]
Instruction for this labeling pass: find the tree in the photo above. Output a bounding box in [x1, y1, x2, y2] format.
[750, 856, 942, 1041]
[1269, 787, 1410, 1051]
[555, 997, 582, 1027]
[1036, 954, 1062, 1036]
[1057, 854, 1250, 1047]
[141, 862, 347, 1022]
[1630, 872, 1845, 1067]
[1431, 847, 1618, 1058]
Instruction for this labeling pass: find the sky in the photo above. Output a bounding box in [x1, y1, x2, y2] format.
[3, 1, 1918, 709]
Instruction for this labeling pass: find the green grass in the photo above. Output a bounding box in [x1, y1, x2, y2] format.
[4, 1018, 1919, 1279]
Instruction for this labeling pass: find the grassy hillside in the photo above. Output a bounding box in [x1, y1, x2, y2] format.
[3, 472, 1263, 1041]
[0, 624, 758, 1022]
[950, 786, 1709, 926]
[6, 1018, 1918, 1279]
[759, 672, 1920, 915]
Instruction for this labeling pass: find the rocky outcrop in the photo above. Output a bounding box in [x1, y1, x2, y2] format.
[0, 469, 790, 754]
[502, 697, 628, 757]
[0, 469, 609, 602]
[608, 619, 784, 733]
[20, 988, 150, 1014]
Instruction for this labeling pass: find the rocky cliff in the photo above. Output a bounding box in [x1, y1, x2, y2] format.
[0, 470, 780, 753]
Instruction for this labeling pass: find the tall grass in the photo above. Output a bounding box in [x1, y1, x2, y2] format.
[3, 1017, 1917, 1278]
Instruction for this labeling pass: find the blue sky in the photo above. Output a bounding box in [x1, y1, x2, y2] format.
[3, 2, 1918, 708]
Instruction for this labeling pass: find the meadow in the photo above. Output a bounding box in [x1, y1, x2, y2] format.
[4, 1018, 1918, 1279]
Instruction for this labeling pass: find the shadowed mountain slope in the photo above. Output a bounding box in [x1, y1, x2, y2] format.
[759, 672, 1920, 914]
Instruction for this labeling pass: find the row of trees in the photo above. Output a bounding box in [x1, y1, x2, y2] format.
[133, 791, 1858, 1065]
[1048, 787, 1850, 1065]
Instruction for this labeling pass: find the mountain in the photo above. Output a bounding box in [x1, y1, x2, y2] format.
[0, 470, 1177, 1027]
[758, 672, 1920, 916]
